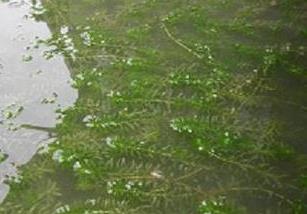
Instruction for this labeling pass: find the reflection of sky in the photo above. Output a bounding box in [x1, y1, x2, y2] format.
[0, 0, 78, 202]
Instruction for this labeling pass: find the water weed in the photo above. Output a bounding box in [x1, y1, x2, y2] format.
[1, 0, 307, 213]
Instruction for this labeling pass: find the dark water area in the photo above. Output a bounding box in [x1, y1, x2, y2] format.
[271, 73, 307, 152]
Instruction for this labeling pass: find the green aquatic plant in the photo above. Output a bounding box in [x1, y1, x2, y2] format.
[0, 151, 8, 164]
[1, 0, 307, 213]
[1, 103, 24, 120]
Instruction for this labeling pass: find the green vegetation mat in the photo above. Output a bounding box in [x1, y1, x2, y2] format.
[1, 0, 307, 213]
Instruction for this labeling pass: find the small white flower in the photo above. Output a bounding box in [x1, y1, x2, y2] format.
[126, 58, 133, 66]
[60, 26, 69, 35]
[76, 74, 85, 81]
[128, 181, 134, 185]
[83, 115, 94, 123]
[64, 205, 70, 212]
[55, 204, 70, 213]
[125, 183, 132, 190]
[86, 199, 96, 206]
[52, 149, 64, 163]
[73, 161, 82, 171]
[80, 31, 92, 46]
[107, 90, 114, 97]
[105, 137, 112, 144]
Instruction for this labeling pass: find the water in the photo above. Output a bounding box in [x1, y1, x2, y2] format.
[0, 1, 306, 212]
[0, 0, 77, 202]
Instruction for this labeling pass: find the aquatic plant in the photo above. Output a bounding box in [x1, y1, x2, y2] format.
[1, 0, 307, 213]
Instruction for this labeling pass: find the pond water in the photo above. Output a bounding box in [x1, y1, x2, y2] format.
[0, 0, 306, 213]
[0, 0, 77, 202]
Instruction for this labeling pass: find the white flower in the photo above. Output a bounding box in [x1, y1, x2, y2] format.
[128, 181, 134, 185]
[55, 204, 70, 213]
[60, 26, 69, 35]
[107, 181, 113, 187]
[86, 199, 96, 206]
[73, 161, 82, 170]
[201, 200, 207, 206]
[80, 31, 92, 46]
[126, 58, 133, 66]
[125, 183, 132, 190]
[52, 149, 64, 163]
[107, 90, 114, 97]
[76, 73, 85, 81]
[83, 115, 94, 123]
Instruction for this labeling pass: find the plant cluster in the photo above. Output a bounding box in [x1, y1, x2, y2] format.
[1, 0, 307, 213]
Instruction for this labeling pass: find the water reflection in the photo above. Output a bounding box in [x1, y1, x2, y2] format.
[0, 0, 77, 202]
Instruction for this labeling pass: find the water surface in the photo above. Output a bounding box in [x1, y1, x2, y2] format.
[0, 1, 306, 213]
[0, 0, 77, 202]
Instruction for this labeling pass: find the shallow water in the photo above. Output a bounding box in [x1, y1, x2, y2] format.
[0, 0, 77, 202]
[0, 0, 306, 212]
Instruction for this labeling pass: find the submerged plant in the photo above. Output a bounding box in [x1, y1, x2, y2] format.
[2, 0, 307, 213]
